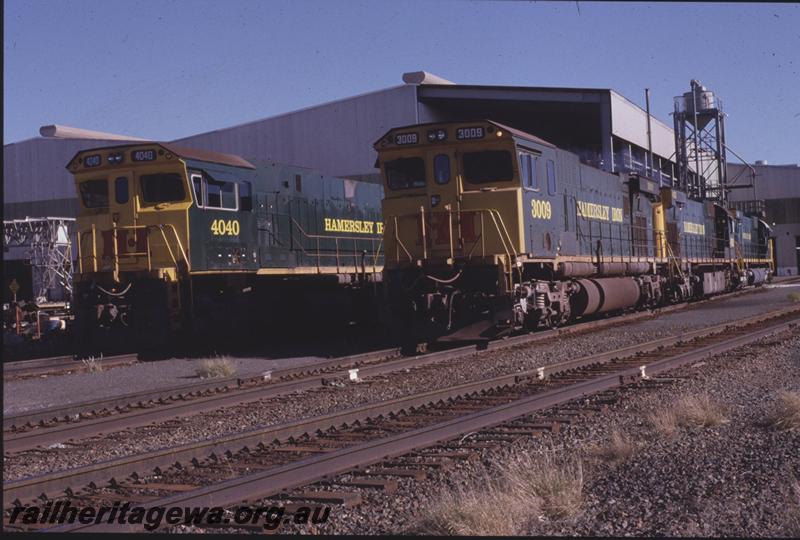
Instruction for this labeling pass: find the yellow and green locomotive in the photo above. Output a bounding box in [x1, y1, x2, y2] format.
[67, 143, 383, 350]
[375, 120, 772, 341]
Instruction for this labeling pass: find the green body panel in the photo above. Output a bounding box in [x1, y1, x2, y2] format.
[185, 158, 384, 274]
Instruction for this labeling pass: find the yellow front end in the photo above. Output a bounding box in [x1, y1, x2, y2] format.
[376, 122, 528, 341]
[68, 145, 193, 345]
[378, 122, 524, 278]
[69, 145, 192, 284]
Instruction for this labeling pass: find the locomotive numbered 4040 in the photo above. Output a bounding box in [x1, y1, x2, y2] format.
[67, 144, 383, 349]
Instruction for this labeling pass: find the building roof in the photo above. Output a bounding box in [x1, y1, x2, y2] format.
[39, 124, 149, 141]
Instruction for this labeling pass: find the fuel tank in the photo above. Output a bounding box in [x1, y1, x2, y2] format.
[570, 277, 642, 317]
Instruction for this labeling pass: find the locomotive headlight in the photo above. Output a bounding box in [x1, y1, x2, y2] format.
[107, 152, 123, 164]
[427, 130, 437, 142]
[436, 129, 446, 141]
[496, 130, 504, 137]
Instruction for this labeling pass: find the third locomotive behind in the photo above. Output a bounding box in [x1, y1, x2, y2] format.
[376, 120, 773, 341]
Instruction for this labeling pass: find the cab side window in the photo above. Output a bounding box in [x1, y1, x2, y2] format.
[519, 152, 539, 189]
[192, 173, 203, 207]
[546, 159, 557, 195]
[239, 181, 253, 211]
[191, 171, 239, 211]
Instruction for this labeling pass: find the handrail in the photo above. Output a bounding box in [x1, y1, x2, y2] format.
[386, 207, 519, 292]
[733, 240, 745, 272]
[75, 223, 190, 281]
[289, 217, 383, 275]
[387, 208, 517, 261]
[393, 215, 414, 263]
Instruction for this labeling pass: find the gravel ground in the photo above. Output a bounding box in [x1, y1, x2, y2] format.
[4, 285, 793, 416]
[270, 329, 800, 537]
[4, 286, 797, 482]
[2, 355, 329, 415]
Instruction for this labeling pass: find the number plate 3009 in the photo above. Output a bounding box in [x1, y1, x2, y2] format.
[211, 219, 240, 236]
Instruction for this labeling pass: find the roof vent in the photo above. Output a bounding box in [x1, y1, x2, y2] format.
[402, 71, 455, 85]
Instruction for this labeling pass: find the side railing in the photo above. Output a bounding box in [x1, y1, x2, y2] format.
[289, 218, 383, 276]
[76, 223, 190, 281]
[656, 230, 686, 281]
[576, 213, 770, 265]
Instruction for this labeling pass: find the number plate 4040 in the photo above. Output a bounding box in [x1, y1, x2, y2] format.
[210, 219, 240, 236]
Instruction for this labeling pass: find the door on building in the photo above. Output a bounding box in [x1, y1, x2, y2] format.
[795, 236, 800, 275]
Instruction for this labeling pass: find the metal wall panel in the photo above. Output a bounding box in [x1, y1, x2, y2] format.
[172, 85, 418, 181]
[3, 137, 142, 209]
[609, 91, 674, 160]
[728, 164, 800, 201]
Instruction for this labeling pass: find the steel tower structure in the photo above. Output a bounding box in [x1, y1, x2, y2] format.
[3, 217, 75, 303]
[673, 79, 728, 205]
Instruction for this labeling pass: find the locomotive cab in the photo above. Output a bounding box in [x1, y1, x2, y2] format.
[377, 120, 561, 340]
[67, 143, 255, 350]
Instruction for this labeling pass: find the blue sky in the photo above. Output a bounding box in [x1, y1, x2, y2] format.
[4, 1, 799, 163]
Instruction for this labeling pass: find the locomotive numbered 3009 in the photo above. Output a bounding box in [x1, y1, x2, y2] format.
[67, 143, 383, 350]
[375, 120, 773, 341]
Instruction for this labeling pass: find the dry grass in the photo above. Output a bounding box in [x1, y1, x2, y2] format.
[590, 428, 635, 463]
[788, 291, 800, 303]
[498, 449, 584, 521]
[81, 356, 103, 373]
[764, 391, 800, 431]
[411, 473, 534, 535]
[648, 393, 727, 435]
[195, 356, 236, 378]
[673, 393, 728, 427]
[412, 448, 583, 535]
[648, 408, 679, 437]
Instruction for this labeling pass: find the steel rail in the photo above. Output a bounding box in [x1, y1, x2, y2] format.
[0, 303, 684, 431]
[3, 347, 401, 430]
[2, 346, 459, 453]
[47, 314, 799, 533]
[3, 282, 771, 431]
[9, 301, 796, 453]
[2, 353, 138, 379]
[6, 307, 797, 507]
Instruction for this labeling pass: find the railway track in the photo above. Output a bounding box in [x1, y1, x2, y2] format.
[3, 288, 776, 450]
[5, 305, 797, 532]
[2, 353, 139, 381]
[2, 279, 771, 387]
[3, 282, 772, 438]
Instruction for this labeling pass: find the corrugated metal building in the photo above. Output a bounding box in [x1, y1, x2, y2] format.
[4, 126, 147, 220]
[729, 162, 800, 276]
[173, 71, 679, 186]
[3, 72, 679, 221]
